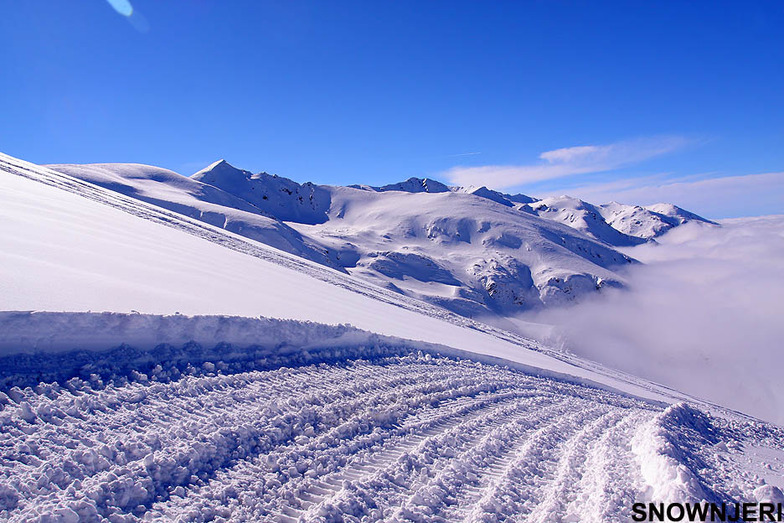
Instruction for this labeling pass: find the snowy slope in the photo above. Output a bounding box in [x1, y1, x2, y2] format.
[600, 201, 717, 240]
[49, 160, 712, 319]
[290, 186, 633, 316]
[1, 152, 783, 522]
[523, 196, 649, 247]
[0, 153, 650, 394]
[188, 162, 639, 313]
[191, 160, 331, 225]
[521, 196, 715, 245]
[48, 163, 338, 269]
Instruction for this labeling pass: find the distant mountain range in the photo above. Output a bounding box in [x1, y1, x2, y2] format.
[50, 160, 715, 318]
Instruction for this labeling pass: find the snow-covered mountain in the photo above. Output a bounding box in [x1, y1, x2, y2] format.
[288, 185, 631, 316]
[520, 195, 716, 246]
[49, 159, 719, 319]
[49, 162, 340, 269]
[191, 159, 331, 225]
[601, 200, 717, 239]
[2, 151, 782, 522]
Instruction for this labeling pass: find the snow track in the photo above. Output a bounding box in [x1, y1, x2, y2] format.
[2, 353, 784, 521]
[0, 350, 737, 523]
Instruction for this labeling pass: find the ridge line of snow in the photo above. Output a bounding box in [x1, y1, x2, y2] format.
[0, 311, 667, 407]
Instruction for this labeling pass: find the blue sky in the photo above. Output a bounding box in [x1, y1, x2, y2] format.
[1, 1, 782, 217]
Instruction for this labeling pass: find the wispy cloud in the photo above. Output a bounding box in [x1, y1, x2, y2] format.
[555, 171, 784, 219]
[443, 136, 692, 189]
[446, 151, 482, 158]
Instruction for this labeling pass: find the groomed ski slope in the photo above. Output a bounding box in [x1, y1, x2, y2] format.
[2, 326, 784, 522]
[2, 153, 784, 521]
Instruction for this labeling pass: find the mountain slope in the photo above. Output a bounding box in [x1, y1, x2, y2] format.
[290, 186, 633, 316]
[522, 196, 649, 247]
[600, 201, 717, 239]
[191, 161, 640, 314]
[0, 152, 637, 391]
[46, 161, 637, 317]
[191, 160, 331, 225]
[49, 162, 338, 269]
[48, 160, 714, 320]
[2, 152, 783, 522]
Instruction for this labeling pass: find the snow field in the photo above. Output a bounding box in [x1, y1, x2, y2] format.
[4, 351, 780, 522]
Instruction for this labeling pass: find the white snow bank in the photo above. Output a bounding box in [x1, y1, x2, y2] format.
[0, 311, 643, 402]
[0, 311, 414, 390]
[0, 311, 359, 356]
[632, 403, 714, 504]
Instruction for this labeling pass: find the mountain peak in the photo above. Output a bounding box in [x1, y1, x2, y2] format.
[191, 159, 252, 184]
[455, 185, 515, 207]
[375, 177, 450, 193]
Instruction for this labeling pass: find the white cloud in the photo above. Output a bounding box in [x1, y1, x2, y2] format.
[556, 171, 784, 219]
[515, 216, 784, 425]
[443, 136, 691, 189]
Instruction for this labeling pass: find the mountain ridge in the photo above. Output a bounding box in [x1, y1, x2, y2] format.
[48, 158, 714, 319]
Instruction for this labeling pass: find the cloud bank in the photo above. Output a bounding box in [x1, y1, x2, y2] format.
[516, 216, 784, 425]
[444, 136, 690, 189]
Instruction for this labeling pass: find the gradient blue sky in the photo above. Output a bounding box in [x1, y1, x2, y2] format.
[1, 1, 782, 217]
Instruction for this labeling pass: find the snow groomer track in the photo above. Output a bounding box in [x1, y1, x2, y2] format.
[4, 350, 783, 523]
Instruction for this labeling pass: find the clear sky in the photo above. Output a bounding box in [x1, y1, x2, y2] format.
[1, 1, 782, 217]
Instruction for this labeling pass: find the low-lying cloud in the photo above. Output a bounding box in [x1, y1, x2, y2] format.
[443, 136, 691, 189]
[517, 216, 784, 425]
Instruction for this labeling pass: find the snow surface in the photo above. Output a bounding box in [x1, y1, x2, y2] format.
[48, 162, 339, 270]
[2, 152, 782, 521]
[1, 318, 782, 522]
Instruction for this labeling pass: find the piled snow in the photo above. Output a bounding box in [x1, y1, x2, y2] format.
[631, 404, 709, 504]
[0, 312, 459, 392]
[0, 311, 358, 356]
